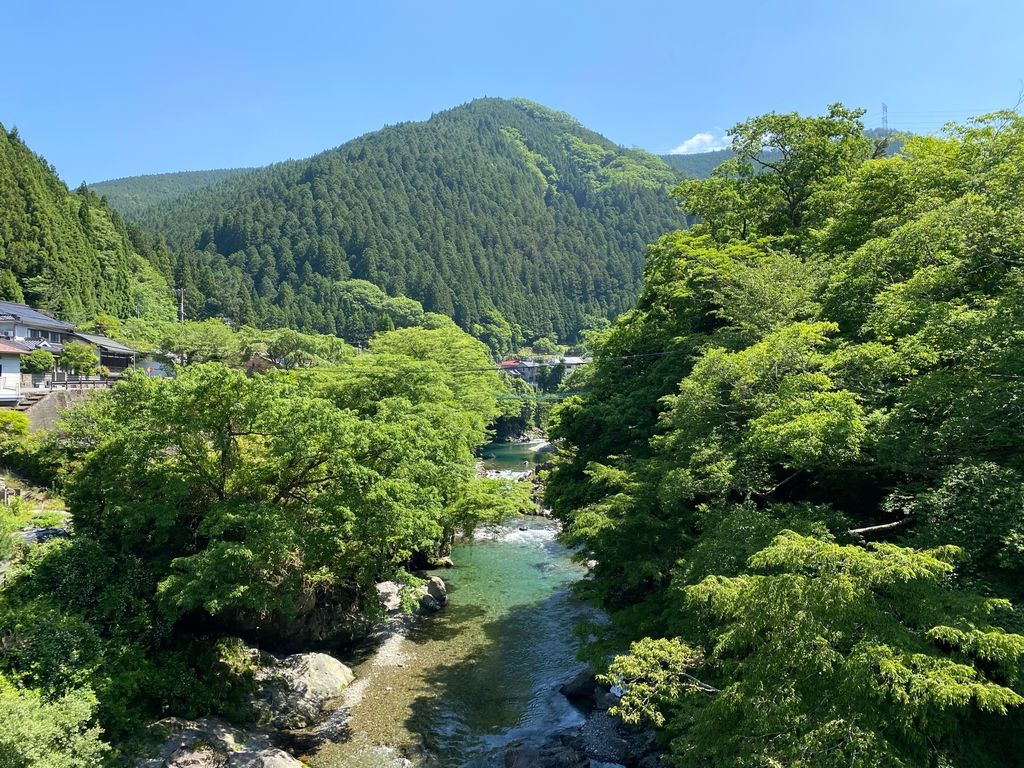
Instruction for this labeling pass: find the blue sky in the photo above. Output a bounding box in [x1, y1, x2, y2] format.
[5, 0, 1024, 184]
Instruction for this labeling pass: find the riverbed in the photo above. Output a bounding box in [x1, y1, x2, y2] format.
[480, 439, 551, 471]
[309, 514, 593, 768]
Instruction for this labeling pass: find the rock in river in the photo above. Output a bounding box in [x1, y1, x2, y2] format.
[419, 575, 448, 612]
[559, 666, 598, 701]
[252, 651, 355, 730]
[376, 580, 403, 613]
[135, 717, 301, 767]
[504, 744, 590, 768]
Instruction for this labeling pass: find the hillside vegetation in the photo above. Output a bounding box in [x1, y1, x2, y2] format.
[0, 125, 174, 321]
[548, 104, 1024, 766]
[659, 148, 735, 177]
[88, 168, 255, 220]
[117, 98, 686, 343]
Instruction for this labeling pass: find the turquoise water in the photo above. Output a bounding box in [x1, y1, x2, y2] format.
[480, 441, 550, 471]
[313, 518, 593, 768]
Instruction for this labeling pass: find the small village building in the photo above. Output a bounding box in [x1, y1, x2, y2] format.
[70, 332, 137, 374]
[0, 301, 139, 379]
[0, 300, 76, 345]
[0, 340, 23, 402]
[560, 356, 590, 375]
[498, 359, 543, 386]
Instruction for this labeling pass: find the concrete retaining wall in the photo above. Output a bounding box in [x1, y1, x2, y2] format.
[23, 390, 95, 432]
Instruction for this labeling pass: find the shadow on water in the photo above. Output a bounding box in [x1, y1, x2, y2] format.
[404, 603, 491, 645]
[404, 591, 592, 768]
[309, 520, 599, 768]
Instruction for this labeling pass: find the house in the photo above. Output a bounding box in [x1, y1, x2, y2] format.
[499, 356, 592, 387]
[560, 356, 591, 375]
[498, 359, 543, 386]
[0, 301, 137, 380]
[0, 300, 76, 344]
[70, 332, 137, 374]
[0, 340, 24, 402]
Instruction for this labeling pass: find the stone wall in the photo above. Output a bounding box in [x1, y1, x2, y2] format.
[23, 390, 94, 432]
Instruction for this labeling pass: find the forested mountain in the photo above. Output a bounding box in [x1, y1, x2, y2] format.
[659, 148, 735, 177]
[117, 98, 686, 344]
[89, 168, 255, 220]
[0, 125, 175, 321]
[660, 129, 902, 179]
[549, 106, 1024, 766]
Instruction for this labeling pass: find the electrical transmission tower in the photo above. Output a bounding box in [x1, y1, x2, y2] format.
[882, 103, 889, 133]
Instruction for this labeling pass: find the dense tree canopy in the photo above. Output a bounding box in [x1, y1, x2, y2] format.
[104, 98, 685, 343]
[547, 106, 1024, 766]
[0, 125, 174, 321]
[0, 323, 526, 745]
[87, 168, 254, 220]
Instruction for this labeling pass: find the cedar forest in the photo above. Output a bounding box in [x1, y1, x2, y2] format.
[0, 96, 1023, 767]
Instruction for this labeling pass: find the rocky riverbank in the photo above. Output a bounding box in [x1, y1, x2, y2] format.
[133, 577, 448, 767]
[131, 520, 642, 768]
[501, 667, 661, 768]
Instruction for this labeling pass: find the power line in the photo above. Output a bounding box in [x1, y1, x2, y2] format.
[307, 348, 692, 377]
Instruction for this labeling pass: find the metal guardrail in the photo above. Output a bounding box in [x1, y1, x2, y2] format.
[46, 376, 115, 390]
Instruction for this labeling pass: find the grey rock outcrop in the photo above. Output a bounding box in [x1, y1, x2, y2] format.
[376, 581, 403, 613]
[135, 717, 301, 768]
[504, 744, 590, 768]
[419, 575, 448, 612]
[559, 666, 597, 700]
[252, 651, 355, 730]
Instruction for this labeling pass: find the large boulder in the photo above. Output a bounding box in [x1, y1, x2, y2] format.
[376, 581, 403, 613]
[576, 712, 658, 767]
[252, 652, 355, 730]
[559, 666, 597, 701]
[418, 576, 448, 612]
[135, 718, 302, 768]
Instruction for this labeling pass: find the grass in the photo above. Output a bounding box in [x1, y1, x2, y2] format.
[0, 470, 68, 530]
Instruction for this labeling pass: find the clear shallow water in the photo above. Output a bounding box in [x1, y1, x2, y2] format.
[480, 440, 550, 471]
[311, 518, 593, 768]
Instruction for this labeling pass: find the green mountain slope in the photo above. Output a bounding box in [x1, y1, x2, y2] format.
[659, 148, 735, 177]
[128, 98, 686, 342]
[89, 168, 255, 220]
[0, 125, 174, 321]
[660, 131, 903, 179]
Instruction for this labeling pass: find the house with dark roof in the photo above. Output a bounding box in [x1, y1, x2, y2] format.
[0, 340, 25, 402]
[70, 332, 137, 373]
[0, 300, 76, 344]
[0, 301, 138, 385]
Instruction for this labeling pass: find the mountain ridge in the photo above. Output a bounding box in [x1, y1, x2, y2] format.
[109, 97, 688, 343]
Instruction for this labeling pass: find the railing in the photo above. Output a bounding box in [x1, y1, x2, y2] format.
[0, 374, 21, 399]
[46, 376, 114, 390]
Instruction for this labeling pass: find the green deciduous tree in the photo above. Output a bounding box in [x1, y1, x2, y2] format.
[0, 678, 108, 768]
[58, 341, 99, 375]
[547, 106, 1024, 765]
[21, 348, 55, 374]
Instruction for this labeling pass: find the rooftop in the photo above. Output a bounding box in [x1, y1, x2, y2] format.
[0, 301, 76, 331]
[71, 332, 136, 355]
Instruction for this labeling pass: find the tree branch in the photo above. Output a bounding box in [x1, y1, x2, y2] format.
[848, 517, 913, 538]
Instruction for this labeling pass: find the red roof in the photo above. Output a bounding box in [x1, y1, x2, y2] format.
[499, 360, 521, 368]
[0, 341, 26, 355]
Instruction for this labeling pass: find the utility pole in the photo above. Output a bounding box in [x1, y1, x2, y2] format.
[176, 288, 185, 323]
[882, 103, 889, 133]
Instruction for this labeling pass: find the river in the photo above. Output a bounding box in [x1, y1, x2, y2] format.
[309, 442, 593, 768]
[479, 439, 552, 471]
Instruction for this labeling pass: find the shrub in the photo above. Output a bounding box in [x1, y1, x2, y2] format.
[59, 342, 99, 375]
[0, 411, 29, 439]
[21, 349, 54, 375]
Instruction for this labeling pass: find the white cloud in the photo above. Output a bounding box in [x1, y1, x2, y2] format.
[668, 131, 730, 155]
